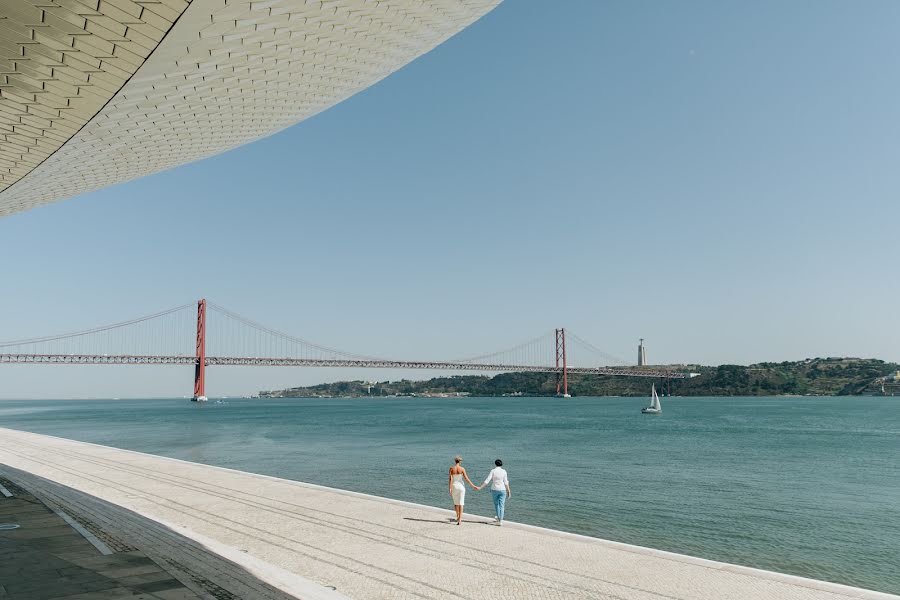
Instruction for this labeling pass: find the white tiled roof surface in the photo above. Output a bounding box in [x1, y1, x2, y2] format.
[0, 0, 500, 217]
[0, 0, 185, 196]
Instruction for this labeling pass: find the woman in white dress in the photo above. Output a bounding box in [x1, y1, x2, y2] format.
[448, 455, 477, 525]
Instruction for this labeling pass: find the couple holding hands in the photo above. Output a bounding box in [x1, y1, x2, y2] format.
[448, 455, 511, 526]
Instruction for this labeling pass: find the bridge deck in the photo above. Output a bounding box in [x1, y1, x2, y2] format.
[0, 428, 892, 600]
[0, 353, 689, 378]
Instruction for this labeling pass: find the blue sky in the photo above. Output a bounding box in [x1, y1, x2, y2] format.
[2, 1, 899, 398]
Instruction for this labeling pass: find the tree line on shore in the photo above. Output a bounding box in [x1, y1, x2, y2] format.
[259, 357, 899, 398]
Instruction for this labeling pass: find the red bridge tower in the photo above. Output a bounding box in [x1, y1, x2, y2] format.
[193, 299, 207, 401]
[555, 328, 569, 397]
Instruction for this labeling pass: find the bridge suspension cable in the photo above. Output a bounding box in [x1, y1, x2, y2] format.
[0, 298, 692, 396]
[0, 303, 196, 357]
[205, 302, 387, 362]
[448, 331, 557, 367]
[566, 332, 630, 367]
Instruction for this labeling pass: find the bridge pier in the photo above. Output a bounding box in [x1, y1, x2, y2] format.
[192, 299, 207, 401]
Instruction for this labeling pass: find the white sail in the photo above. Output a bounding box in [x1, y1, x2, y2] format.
[642, 384, 661, 413]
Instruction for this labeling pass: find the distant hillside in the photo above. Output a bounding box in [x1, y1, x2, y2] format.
[259, 358, 900, 398]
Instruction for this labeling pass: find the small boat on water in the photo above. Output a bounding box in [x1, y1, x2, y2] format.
[641, 384, 661, 414]
[191, 396, 208, 403]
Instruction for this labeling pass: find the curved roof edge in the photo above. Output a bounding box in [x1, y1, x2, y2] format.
[0, 0, 501, 217]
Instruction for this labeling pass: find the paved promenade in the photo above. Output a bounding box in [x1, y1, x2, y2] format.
[0, 427, 895, 600]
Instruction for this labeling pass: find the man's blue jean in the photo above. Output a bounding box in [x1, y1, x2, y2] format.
[491, 489, 507, 520]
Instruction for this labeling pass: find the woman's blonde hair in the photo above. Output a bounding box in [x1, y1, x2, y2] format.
[454, 455, 462, 463]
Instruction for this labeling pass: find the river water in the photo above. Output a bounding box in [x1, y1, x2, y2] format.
[0, 396, 897, 594]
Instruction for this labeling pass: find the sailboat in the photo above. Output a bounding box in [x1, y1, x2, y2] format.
[641, 384, 661, 414]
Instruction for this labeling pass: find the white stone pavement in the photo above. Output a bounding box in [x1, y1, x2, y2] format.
[0, 427, 895, 600]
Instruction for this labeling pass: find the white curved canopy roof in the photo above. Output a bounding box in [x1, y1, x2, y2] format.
[0, 0, 499, 217]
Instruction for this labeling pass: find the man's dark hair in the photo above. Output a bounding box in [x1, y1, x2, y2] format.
[495, 459, 503, 467]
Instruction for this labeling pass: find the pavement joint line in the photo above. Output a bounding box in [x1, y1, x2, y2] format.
[4, 436, 897, 600]
[50, 504, 115, 555]
[3, 443, 893, 600]
[22, 463, 432, 600]
[4, 466, 347, 600]
[3, 433, 884, 599]
[0, 483, 12, 497]
[2, 453, 649, 600]
[2, 427, 899, 600]
[7, 446, 612, 598]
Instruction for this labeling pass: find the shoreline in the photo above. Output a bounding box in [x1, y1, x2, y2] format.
[2, 394, 895, 401]
[1, 427, 896, 600]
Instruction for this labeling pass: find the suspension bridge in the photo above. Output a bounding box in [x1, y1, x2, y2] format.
[0, 300, 691, 399]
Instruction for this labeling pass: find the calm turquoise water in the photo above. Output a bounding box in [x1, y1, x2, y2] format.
[1, 396, 898, 594]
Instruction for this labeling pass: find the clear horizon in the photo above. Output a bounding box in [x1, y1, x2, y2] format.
[2, 1, 899, 398]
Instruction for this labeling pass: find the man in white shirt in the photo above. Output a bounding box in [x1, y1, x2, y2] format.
[478, 459, 511, 525]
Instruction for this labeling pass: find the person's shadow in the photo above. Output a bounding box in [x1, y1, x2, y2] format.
[402, 517, 456, 524]
[402, 517, 490, 525]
